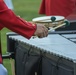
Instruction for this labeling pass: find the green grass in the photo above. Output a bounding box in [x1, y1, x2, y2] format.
[2, 0, 44, 75]
[13, 0, 43, 20]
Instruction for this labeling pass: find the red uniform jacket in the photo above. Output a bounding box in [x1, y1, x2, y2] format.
[0, 0, 36, 63]
[39, 0, 76, 17]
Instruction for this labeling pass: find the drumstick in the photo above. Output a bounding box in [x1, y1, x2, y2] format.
[32, 20, 70, 38]
[48, 20, 70, 32]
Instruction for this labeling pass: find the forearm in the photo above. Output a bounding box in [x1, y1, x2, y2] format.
[0, 0, 36, 39]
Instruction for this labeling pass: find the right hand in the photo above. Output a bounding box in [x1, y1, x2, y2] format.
[34, 24, 48, 38]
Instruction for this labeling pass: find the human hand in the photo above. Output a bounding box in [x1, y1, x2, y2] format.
[34, 24, 48, 38]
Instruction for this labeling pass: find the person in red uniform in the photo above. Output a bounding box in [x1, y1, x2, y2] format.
[39, 0, 76, 18]
[0, 0, 48, 75]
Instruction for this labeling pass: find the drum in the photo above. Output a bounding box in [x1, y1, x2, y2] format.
[7, 31, 76, 75]
[32, 16, 69, 31]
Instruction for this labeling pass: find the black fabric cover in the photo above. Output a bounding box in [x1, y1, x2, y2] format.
[15, 43, 74, 75]
[15, 43, 42, 75]
[42, 56, 73, 75]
